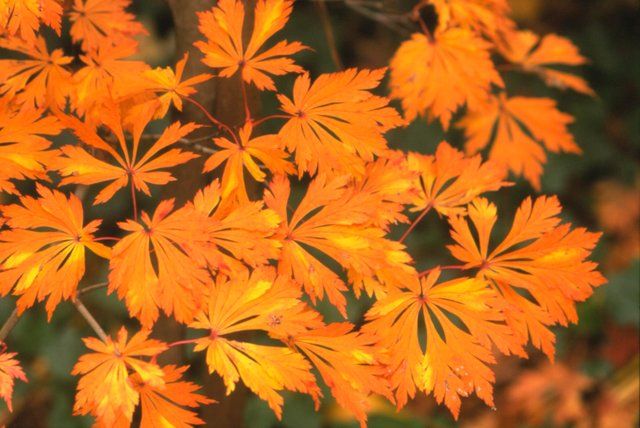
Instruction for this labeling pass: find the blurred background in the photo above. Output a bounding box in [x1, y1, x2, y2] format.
[0, 0, 638, 426]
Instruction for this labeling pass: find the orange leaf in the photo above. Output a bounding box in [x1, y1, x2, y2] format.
[408, 141, 509, 217]
[109, 199, 212, 327]
[0, 350, 27, 412]
[0, 36, 72, 109]
[0, 104, 60, 195]
[499, 30, 594, 96]
[195, 0, 305, 91]
[365, 268, 522, 418]
[132, 365, 214, 428]
[292, 323, 393, 428]
[142, 53, 213, 117]
[71, 41, 149, 117]
[265, 175, 415, 314]
[183, 179, 281, 273]
[190, 268, 321, 419]
[447, 197, 606, 358]
[0, 185, 110, 317]
[458, 94, 580, 190]
[429, 0, 514, 40]
[52, 104, 200, 204]
[69, 0, 147, 52]
[278, 68, 404, 177]
[0, 0, 62, 42]
[390, 28, 502, 128]
[72, 328, 167, 426]
[204, 123, 293, 202]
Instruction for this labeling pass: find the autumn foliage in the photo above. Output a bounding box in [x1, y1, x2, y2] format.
[0, 0, 606, 426]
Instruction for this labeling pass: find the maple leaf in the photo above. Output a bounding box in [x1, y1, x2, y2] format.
[349, 151, 417, 230]
[264, 175, 415, 314]
[142, 53, 213, 118]
[277, 68, 404, 177]
[291, 323, 393, 428]
[52, 103, 199, 204]
[499, 30, 594, 96]
[0, 185, 110, 317]
[203, 123, 294, 201]
[0, 0, 62, 42]
[0, 104, 60, 195]
[195, 0, 305, 91]
[71, 41, 150, 117]
[447, 197, 606, 358]
[389, 28, 502, 128]
[458, 94, 580, 190]
[507, 362, 593, 426]
[131, 365, 214, 428]
[0, 350, 27, 412]
[364, 268, 522, 418]
[69, 0, 147, 52]
[108, 199, 212, 327]
[0, 36, 72, 109]
[72, 328, 167, 426]
[189, 268, 320, 419]
[428, 0, 514, 40]
[181, 179, 281, 273]
[407, 141, 509, 217]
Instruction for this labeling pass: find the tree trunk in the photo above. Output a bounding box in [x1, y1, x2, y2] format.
[162, 1, 257, 427]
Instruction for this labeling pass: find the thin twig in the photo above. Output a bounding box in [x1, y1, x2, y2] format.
[73, 298, 108, 342]
[342, 0, 413, 35]
[78, 282, 108, 295]
[316, 0, 344, 70]
[0, 307, 20, 343]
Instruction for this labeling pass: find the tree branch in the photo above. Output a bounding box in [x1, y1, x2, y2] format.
[73, 298, 108, 342]
[0, 307, 20, 343]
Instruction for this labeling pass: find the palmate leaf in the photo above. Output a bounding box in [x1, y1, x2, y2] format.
[72, 328, 167, 426]
[364, 268, 522, 418]
[0, 185, 110, 317]
[264, 174, 415, 315]
[277, 68, 404, 177]
[0, 104, 60, 195]
[389, 27, 502, 128]
[458, 94, 580, 189]
[408, 141, 509, 217]
[0, 350, 27, 412]
[189, 268, 321, 419]
[499, 30, 594, 95]
[52, 103, 200, 204]
[195, 0, 305, 91]
[69, 0, 147, 52]
[447, 196, 606, 358]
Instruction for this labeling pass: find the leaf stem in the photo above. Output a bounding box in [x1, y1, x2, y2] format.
[241, 79, 251, 123]
[399, 204, 432, 243]
[167, 338, 201, 348]
[251, 114, 290, 127]
[184, 96, 238, 144]
[130, 179, 138, 222]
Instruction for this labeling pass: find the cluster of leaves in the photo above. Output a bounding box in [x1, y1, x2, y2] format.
[0, 0, 605, 426]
